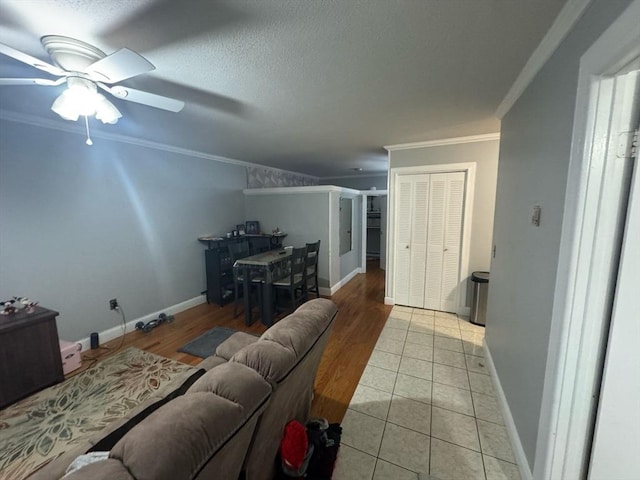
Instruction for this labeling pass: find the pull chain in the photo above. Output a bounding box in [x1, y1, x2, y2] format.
[84, 116, 93, 146]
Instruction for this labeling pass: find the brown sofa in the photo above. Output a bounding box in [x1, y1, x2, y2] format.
[61, 362, 271, 480]
[202, 298, 338, 480]
[33, 298, 337, 480]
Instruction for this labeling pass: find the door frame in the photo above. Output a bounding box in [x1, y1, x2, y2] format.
[360, 190, 388, 273]
[386, 163, 476, 315]
[534, 1, 640, 478]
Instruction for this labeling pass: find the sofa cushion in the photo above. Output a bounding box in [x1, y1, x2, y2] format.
[215, 331, 260, 360]
[196, 354, 228, 371]
[89, 369, 206, 452]
[230, 341, 297, 384]
[262, 299, 336, 354]
[292, 297, 339, 320]
[110, 393, 247, 480]
[261, 312, 327, 359]
[187, 362, 271, 410]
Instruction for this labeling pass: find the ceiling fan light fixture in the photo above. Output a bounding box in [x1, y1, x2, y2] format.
[94, 94, 121, 124]
[51, 78, 120, 124]
[50, 91, 81, 121]
[0, 36, 184, 134]
[51, 78, 98, 120]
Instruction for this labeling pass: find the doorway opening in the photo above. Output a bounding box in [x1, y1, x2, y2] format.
[535, 1, 640, 476]
[360, 191, 388, 275]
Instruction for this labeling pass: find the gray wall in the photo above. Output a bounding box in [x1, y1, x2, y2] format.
[485, 0, 634, 469]
[320, 175, 388, 191]
[244, 192, 331, 287]
[0, 120, 247, 341]
[389, 140, 500, 307]
[244, 188, 363, 290]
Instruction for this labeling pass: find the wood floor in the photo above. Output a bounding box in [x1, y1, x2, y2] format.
[76, 260, 391, 423]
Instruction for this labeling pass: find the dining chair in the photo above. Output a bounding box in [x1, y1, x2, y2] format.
[250, 236, 271, 255]
[229, 241, 262, 320]
[273, 246, 308, 314]
[304, 240, 321, 298]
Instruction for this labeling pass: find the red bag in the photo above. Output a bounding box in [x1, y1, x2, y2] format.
[280, 420, 308, 471]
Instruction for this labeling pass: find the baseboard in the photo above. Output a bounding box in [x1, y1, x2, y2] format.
[318, 287, 332, 296]
[483, 338, 534, 480]
[384, 297, 394, 305]
[76, 295, 206, 352]
[329, 268, 361, 295]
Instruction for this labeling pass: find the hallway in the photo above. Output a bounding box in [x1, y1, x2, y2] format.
[333, 306, 519, 480]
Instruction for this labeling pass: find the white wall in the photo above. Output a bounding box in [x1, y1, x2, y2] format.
[0, 119, 247, 341]
[389, 139, 499, 307]
[486, 0, 634, 470]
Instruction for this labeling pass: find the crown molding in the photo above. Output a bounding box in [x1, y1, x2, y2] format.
[0, 109, 319, 181]
[384, 133, 500, 151]
[496, 0, 592, 118]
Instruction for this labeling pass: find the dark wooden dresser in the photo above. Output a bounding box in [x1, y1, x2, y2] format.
[0, 306, 63, 408]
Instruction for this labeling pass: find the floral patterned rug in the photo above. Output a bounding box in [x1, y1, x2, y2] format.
[0, 347, 198, 480]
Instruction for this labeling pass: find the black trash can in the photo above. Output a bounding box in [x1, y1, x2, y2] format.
[470, 271, 490, 326]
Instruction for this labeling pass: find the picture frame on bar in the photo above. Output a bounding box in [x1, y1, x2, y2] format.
[236, 224, 246, 236]
[245, 221, 260, 235]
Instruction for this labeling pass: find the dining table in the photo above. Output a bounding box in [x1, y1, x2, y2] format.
[234, 249, 292, 327]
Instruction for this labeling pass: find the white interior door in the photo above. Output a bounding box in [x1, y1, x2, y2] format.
[588, 128, 640, 479]
[587, 72, 640, 478]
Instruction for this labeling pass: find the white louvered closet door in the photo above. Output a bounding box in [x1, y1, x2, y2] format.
[424, 172, 465, 311]
[394, 177, 414, 306]
[408, 176, 430, 307]
[423, 174, 446, 310]
[440, 172, 465, 312]
[395, 171, 466, 312]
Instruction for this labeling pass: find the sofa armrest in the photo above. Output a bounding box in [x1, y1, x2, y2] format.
[216, 332, 260, 360]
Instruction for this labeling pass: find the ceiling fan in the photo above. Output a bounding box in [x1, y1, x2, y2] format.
[0, 36, 184, 141]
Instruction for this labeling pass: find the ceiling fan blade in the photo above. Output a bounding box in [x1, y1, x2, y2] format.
[0, 42, 65, 77]
[84, 48, 154, 84]
[100, 84, 184, 112]
[0, 77, 65, 86]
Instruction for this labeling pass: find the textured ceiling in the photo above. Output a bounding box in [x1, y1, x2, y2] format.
[0, 0, 566, 177]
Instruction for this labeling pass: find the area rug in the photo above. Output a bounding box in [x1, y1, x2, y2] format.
[178, 326, 254, 358]
[0, 347, 198, 480]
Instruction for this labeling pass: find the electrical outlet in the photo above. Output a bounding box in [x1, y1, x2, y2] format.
[109, 298, 118, 310]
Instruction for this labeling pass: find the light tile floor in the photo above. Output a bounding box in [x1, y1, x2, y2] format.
[334, 306, 521, 480]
